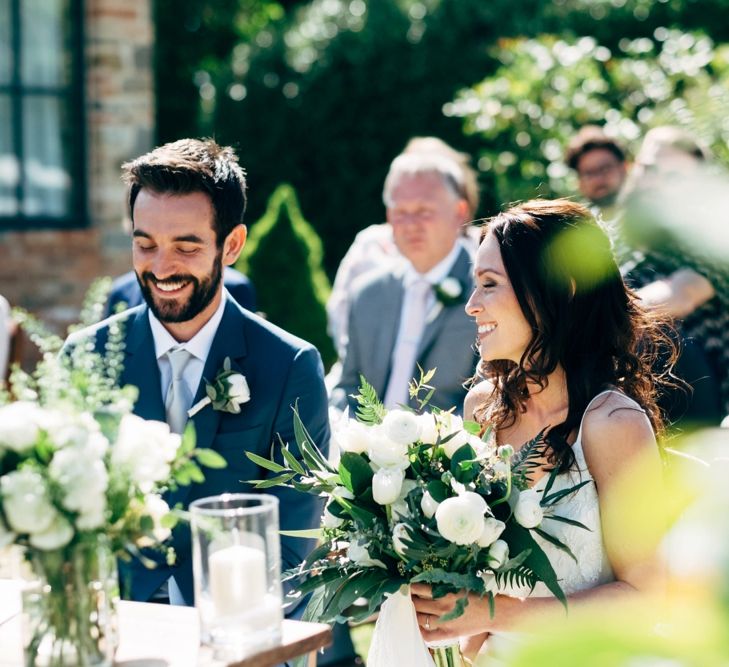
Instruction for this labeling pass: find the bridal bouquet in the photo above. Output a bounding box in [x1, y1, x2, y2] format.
[0, 281, 224, 666]
[248, 371, 587, 667]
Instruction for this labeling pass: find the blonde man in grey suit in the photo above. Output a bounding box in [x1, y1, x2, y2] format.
[331, 151, 478, 414]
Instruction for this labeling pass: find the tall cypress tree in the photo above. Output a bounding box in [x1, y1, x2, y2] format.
[237, 184, 336, 368]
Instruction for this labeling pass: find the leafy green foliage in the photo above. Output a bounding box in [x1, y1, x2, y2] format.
[352, 374, 387, 425]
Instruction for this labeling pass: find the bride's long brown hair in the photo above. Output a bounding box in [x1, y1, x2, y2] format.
[470, 199, 678, 471]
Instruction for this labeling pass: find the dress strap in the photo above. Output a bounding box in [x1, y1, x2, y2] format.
[574, 389, 644, 455]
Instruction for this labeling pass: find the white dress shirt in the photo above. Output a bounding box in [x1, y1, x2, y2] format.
[148, 293, 227, 410]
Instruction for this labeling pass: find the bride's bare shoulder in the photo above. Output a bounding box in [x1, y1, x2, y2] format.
[464, 379, 497, 422]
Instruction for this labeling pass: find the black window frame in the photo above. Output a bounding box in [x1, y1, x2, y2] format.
[0, 0, 87, 231]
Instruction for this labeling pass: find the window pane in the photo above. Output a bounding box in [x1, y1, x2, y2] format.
[0, 96, 18, 215]
[22, 95, 72, 217]
[0, 0, 11, 85]
[21, 0, 70, 87]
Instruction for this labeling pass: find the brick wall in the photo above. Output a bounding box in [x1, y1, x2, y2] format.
[0, 0, 154, 339]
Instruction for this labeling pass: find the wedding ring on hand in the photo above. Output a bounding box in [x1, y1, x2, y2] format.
[425, 615, 431, 631]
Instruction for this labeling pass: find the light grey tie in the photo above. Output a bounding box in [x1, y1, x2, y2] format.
[384, 279, 431, 408]
[165, 347, 193, 434]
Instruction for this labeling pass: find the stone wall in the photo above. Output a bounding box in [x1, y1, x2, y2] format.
[0, 0, 155, 337]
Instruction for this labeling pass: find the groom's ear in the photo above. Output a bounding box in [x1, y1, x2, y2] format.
[222, 224, 247, 266]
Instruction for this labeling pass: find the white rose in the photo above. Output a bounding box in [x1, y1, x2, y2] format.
[0, 401, 42, 452]
[112, 415, 181, 491]
[421, 491, 440, 519]
[337, 420, 372, 455]
[76, 502, 107, 531]
[50, 447, 108, 514]
[347, 539, 386, 569]
[439, 277, 462, 299]
[417, 414, 440, 445]
[477, 517, 506, 548]
[29, 513, 74, 550]
[372, 467, 405, 505]
[391, 479, 418, 521]
[382, 410, 421, 445]
[487, 540, 509, 569]
[439, 413, 470, 458]
[322, 505, 344, 529]
[368, 430, 409, 469]
[392, 523, 411, 558]
[143, 494, 172, 543]
[226, 374, 251, 409]
[1, 469, 56, 534]
[435, 492, 487, 545]
[479, 570, 498, 595]
[514, 489, 543, 529]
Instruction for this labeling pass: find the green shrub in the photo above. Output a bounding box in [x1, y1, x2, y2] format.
[237, 184, 336, 368]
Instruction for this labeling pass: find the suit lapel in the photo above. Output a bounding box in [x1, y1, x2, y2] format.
[373, 272, 404, 393]
[124, 308, 166, 423]
[417, 246, 472, 359]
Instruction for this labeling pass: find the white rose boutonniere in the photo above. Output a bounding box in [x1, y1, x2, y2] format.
[433, 277, 464, 306]
[188, 357, 250, 417]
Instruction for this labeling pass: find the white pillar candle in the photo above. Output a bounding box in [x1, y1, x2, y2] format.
[209, 544, 267, 616]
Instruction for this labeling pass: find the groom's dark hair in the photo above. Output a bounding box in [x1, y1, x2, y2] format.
[122, 138, 247, 246]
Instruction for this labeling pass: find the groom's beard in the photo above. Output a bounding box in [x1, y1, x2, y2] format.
[136, 253, 223, 323]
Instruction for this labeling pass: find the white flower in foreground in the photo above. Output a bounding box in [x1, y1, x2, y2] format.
[76, 503, 107, 531]
[1, 469, 57, 534]
[112, 415, 181, 491]
[322, 505, 344, 529]
[487, 540, 509, 569]
[391, 479, 418, 521]
[50, 447, 108, 514]
[0, 514, 15, 548]
[478, 570, 498, 595]
[382, 409, 421, 445]
[0, 401, 42, 452]
[347, 539, 386, 569]
[368, 430, 409, 469]
[421, 491, 440, 519]
[336, 419, 371, 455]
[143, 494, 172, 543]
[417, 413, 440, 445]
[439, 413, 470, 458]
[29, 513, 74, 550]
[492, 461, 510, 480]
[331, 486, 355, 502]
[477, 517, 506, 548]
[392, 523, 411, 558]
[435, 492, 487, 545]
[513, 489, 543, 529]
[372, 467, 405, 505]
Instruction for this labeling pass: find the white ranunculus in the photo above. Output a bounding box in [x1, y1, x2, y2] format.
[0, 401, 42, 452]
[1, 469, 57, 534]
[336, 419, 372, 455]
[420, 491, 440, 519]
[322, 504, 344, 529]
[417, 414, 440, 445]
[347, 539, 386, 569]
[50, 447, 108, 514]
[392, 523, 411, 558]
[479, 570, 498, 595]
[76, 502, 107, 531]
[477, 517, 506, 548]
[382, 409, 421, 445]
[368, 431, 409, 469]
[29, 513, 74, 550]
[487, 540, 509, 569]
[112, 415, 181, 491]
[390, 479, 418, 521]
[513, 489, 543, 529]
[227, 374, 251, 404]
[143, 494, 172, 543]
[372, 467, 405, 505]
[435, 492, 487, 545]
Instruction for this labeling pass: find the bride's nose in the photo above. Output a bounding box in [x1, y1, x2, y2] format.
[465, 290, 481, 317]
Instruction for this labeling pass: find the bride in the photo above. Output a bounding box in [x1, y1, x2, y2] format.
[411, 199, 674, 657]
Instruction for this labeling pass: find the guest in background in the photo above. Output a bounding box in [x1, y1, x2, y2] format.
[330, 149, 478, 415]
[327, 137, 480, 359]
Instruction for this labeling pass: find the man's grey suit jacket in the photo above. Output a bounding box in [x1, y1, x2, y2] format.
[331, 245, 478, 414]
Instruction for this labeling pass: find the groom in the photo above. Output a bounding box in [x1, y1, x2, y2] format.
[66, 139, 329, 610]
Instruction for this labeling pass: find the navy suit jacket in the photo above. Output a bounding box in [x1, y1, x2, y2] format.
[105, 268, 256, 317]
[66, 293, 328, 606]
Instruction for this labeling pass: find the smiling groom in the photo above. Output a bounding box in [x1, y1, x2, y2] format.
[66, 139, 329, 608]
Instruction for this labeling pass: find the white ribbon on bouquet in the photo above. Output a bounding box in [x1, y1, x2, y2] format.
[366, 585, 436, 667]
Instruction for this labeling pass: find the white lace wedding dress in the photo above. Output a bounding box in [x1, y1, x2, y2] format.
[484, 389, 643, 660]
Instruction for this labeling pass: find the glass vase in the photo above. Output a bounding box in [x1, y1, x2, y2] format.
[432, 642, 468, 667]
[21, 537, 119, 667]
